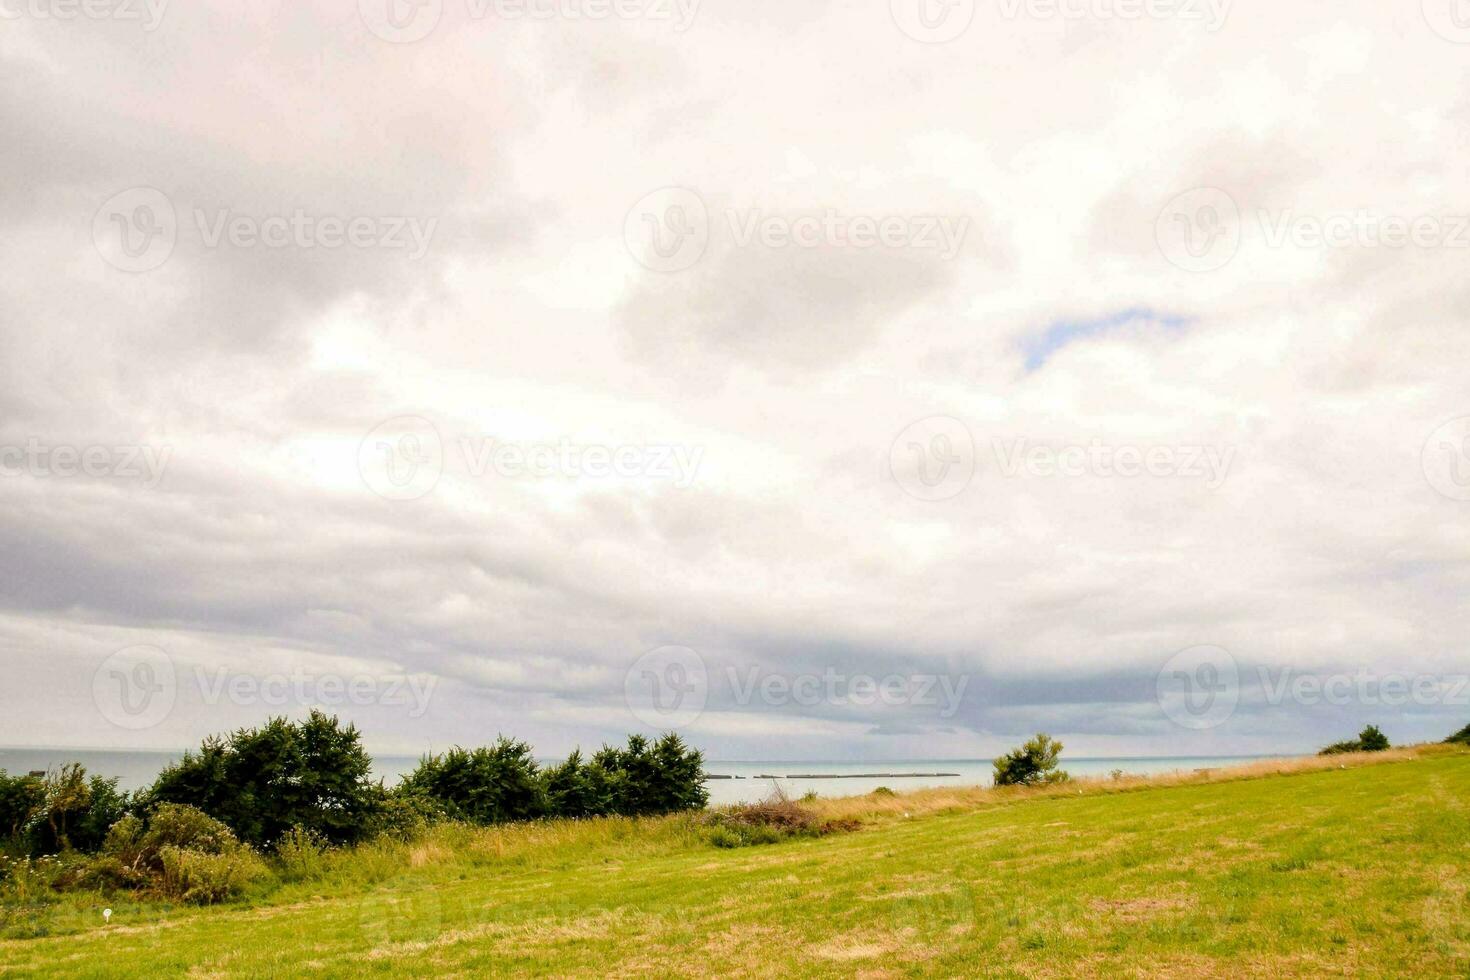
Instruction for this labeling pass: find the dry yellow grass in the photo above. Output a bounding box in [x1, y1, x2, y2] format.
[808, 745, 1431, 825]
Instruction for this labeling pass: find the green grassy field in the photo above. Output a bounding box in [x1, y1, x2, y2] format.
[2, 749, 1468, 977]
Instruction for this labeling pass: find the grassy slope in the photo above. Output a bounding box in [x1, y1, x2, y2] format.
[2, 749, 1468, 978]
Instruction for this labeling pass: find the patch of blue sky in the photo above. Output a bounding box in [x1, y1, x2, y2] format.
[1021, 307, 1192, 371]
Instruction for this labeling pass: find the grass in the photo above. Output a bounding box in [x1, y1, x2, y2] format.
[1, 746, 1468, 977]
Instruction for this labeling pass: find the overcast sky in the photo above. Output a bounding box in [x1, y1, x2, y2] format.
[2, 0, 1468, 762]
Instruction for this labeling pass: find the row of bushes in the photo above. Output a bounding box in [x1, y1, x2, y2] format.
[404, 735, 708, 825]
[1319, 724, 1392, 756]
[1, 712, 709, 903]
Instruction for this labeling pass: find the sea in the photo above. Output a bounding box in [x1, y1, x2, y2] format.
[0, 748, 1277, 807]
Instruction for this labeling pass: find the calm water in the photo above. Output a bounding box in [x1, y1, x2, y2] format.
[0, 748, 1276, 807]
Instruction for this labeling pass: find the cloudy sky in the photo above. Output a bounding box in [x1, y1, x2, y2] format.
[2, 0, 1468, 762]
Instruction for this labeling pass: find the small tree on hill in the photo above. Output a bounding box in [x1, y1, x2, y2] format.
[993, 734, 1070, 787]
[1319, 724, 1391, 756]
[1444, 723, 1470, 746]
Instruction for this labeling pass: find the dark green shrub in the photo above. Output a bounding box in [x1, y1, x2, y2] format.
[1443, 723, 1469, 746]
[146, 711, 378, 847]
[399, 738, 548, 825]
[364, 787, 448, 841]
[0, 772, 44, 855]
[540, 750, 610, 819]
[1320, 725, 1391, 756]
[993, 734, 1070, 787]
[592, 733, 708, 816]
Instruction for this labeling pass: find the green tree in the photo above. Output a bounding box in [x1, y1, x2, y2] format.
[399, 738, 548, 825]
[147, 711, 378, 847]
[1444, 722, 1470, 745]
[0, 770, 45, 853]
[993, 734, 1070, 787]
